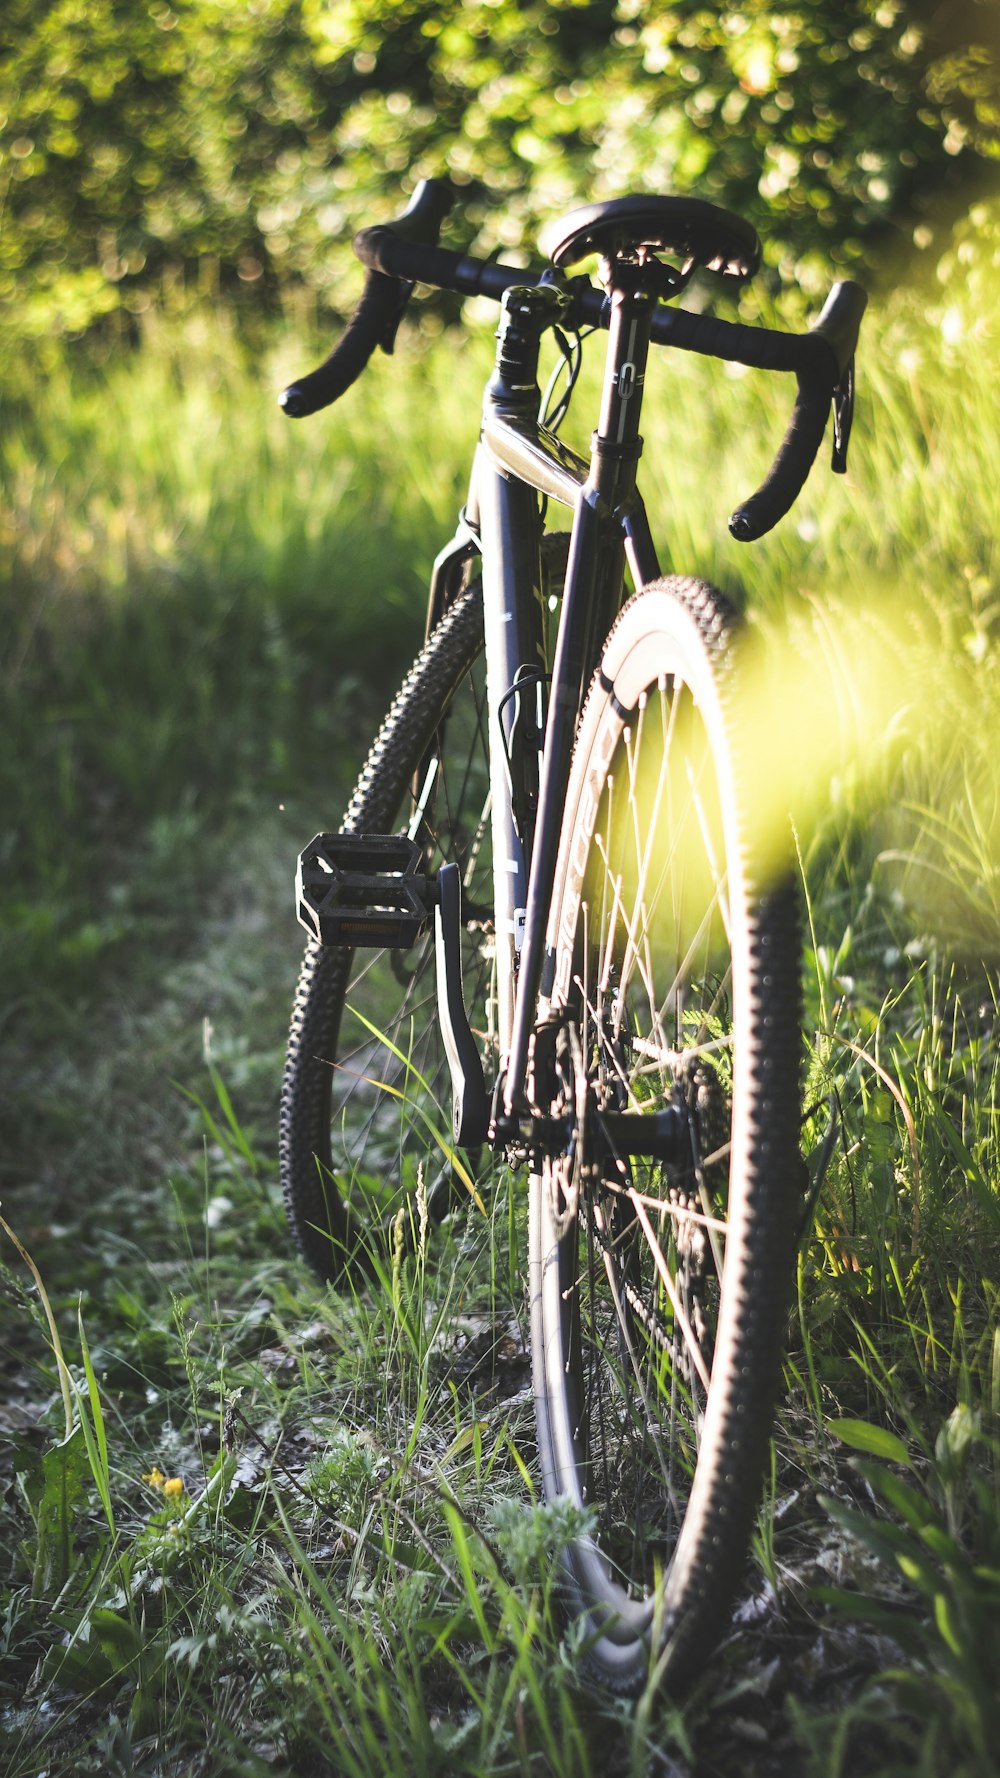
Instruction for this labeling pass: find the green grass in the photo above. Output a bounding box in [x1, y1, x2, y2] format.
[2, 258, 999, 1775]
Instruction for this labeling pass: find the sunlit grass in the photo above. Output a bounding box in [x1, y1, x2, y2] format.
[1, 262, 999, 1774]
[4, 271, 996, 942]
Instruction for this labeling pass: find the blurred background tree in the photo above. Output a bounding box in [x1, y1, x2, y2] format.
[2, 0, 998, 348]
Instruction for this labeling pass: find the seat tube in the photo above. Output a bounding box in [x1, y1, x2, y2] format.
[591, 273, 655, 514]
[577, 274, 656, 658]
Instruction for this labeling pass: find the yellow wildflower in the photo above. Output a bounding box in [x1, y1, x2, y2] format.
[142, 1466, 166, 1490]
[162, 1476, 184, 1498]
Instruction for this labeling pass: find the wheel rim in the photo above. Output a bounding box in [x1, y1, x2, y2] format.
[542, 623, 746, 1612]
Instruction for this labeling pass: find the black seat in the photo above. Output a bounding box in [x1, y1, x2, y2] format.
[542, 195, 761, 282]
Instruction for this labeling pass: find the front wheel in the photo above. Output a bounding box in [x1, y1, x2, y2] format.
[530, 577, 802, 1693]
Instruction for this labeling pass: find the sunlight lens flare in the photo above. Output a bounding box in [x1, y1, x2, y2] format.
[638, 585, 1000, 960]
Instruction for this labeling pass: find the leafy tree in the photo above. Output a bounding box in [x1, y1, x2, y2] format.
[312, 0, 999, 291]
[0, 0, 341, 335]
[1, 0, 998, 344]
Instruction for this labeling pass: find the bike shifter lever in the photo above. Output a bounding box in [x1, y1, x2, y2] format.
[831, 356, 855, 474]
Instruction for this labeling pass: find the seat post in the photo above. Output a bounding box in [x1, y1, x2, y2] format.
[589, 265, 655, 511]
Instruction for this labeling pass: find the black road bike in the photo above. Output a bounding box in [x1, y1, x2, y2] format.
[278, 179, 866, 1694]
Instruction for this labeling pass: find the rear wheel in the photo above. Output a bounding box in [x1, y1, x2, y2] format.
[280, 584, 491, 1282]
[530, 577, 801, 1692]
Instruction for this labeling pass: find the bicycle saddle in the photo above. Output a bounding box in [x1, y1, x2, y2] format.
[543, 195, 761, 281]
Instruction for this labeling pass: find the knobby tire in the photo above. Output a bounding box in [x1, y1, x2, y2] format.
[529, 576, 802, 1693]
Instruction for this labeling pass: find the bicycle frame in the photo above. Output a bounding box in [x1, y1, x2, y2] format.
[469, 273, 664, 1125]
[281, 184, 865, 1687]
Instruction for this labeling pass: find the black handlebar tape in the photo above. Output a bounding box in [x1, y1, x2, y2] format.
[653, 307, 837, 543]
[650, 304, 831, 377]
[728, 372, 830, 541]
[280, 179, 455, 419]
[727, 281, 867, 541]
[354, 224, 540, 305]
[279, 270, 404, 418]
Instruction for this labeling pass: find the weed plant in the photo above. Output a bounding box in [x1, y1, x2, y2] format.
[1, 259, 999, 1774]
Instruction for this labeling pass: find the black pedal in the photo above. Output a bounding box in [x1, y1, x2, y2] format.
[296, 833, 436, 948]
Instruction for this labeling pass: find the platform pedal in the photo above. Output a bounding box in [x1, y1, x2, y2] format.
[296, 833, 436, 948]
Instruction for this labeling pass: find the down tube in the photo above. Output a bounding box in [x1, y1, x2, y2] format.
[475, 446, 546, 1061]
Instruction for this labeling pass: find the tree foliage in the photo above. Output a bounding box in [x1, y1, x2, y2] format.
[1, 0, 998, 341]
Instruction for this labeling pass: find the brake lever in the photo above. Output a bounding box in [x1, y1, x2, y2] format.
[831, 356, 855, 474]
[379, 278, 415, 356]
